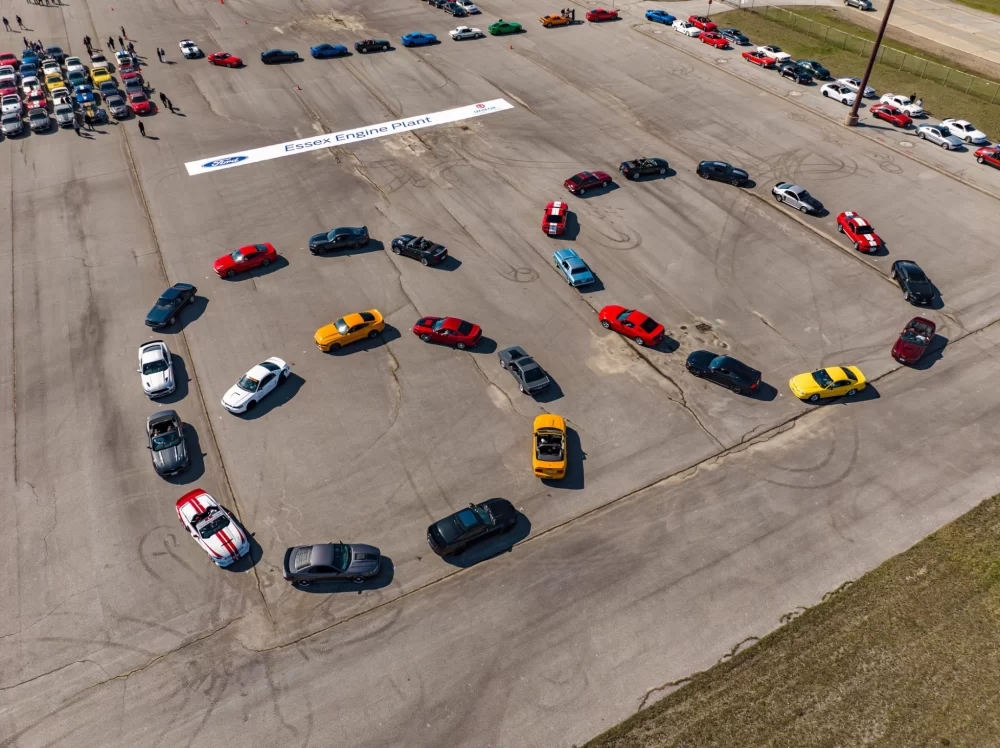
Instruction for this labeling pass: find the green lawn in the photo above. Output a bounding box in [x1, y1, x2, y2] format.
[711, 9, 1000, 140]
[949, 0, 1000, 15]
[585, 493, 1000, 748]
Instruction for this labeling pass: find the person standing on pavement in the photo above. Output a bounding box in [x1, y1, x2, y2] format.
[159, 91, 166, 108]
[2, 18, 11, 32]
[120, 26, 127, 39]
[73, 120, 81, 136]
[16, 16, 23, 29]
[23, 36, 29, 48]
[138, 120, 145, 137]
[127, 41, 134, 54]
[117, 35, 124, 49]
[108, 37, 115, 51]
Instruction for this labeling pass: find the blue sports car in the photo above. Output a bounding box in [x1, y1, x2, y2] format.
[74, 84, 95, 104]
[45, 46, 65, 62]
[645, 9, 676, 24]
[401, 32, 438, 47]
[310, 43, 349, 58]
[552, 248, 596, 288]
[21, 49, 38, 67]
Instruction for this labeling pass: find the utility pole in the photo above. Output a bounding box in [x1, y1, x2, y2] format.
[844, 0, 895, 127]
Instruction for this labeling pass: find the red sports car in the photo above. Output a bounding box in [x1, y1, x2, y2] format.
[891, 317, 935, 365]
[0, 52, 18, 69]
[689, 15, 717, 31]
[699, 31, 729, 48]
[128, 91, 152, 114]
[542, 200, 568, 236]
[119, 64, 142, 82]
[836, 211, 882, 253]
[0, 85, 17, 97]
[976, 146, 1000, 168]
[870, 103, 911, 128]
[564, 170, 613, 195]
[214, 243, 278, 278]
[412, 316, 482, 349]
[208, 51, 243, 67]
[599, 305, 665, 347]
[742, 50, 776, 67]
[24, 90, 47, 111]
[586, 7, 619, 21]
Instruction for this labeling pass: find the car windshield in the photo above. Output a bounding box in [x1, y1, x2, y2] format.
[2, 114, 18, 124]
[197, 512, 230, 539]
[230, 249, 246, 262]
[811, 369, 833, 388]
[616, 310, 633, 322]
[142, 359, 168, 374]
[237, 375, 260, 392]
[330, 544, 351, 572]
[639, 318, 660, 333]
[570, 266, 589, 275]
[457, 321, 473, 336]
[334, 318, 350, 335]
[151, 431, 181, 451]
[431, 319, 446, 332]
[907, 267, 927, 282]
[901, 330, 928, 344]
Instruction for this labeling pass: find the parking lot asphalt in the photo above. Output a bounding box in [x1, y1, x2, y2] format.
[3, 0, 1000, 746]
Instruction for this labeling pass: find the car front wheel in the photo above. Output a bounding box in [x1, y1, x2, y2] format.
[393, 246, 401, 254]
[601, 320, 611, 329]
[246, 399, 257, 411]
[368, 329, 379, 339]
[799, 205, 808, 213]
[329, 343, 341, 351]
[226, 269, 236, 278]
[456, 342, 467, 350]
[634, 336, 644, 346]
[774, 193, 782, 201]
[420, 333, 431, 342]
[847, 388, 858, 396]
[941, 142, 949, 149]
[808, 394, 820, 402]
[979, 157, 986, 164]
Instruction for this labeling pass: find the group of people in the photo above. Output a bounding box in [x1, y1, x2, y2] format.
[560, 7, 576, 20]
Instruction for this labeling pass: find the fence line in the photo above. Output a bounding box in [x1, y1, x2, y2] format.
[740, 4, 1000, 105]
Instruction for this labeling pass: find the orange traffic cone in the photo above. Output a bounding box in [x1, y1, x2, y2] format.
[244, 19, 248, 24]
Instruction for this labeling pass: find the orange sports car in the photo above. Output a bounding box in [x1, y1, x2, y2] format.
[539, 13, 571, 27]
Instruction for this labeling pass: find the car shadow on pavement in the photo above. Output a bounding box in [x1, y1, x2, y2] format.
[164, 296, 207, 333]
[912, 334, 948, 371]
[630, 168, 675, 182]
[167, 422, 205, 484]
[534, 378, 564, 404]
[578, 275, 605, 294]
[225, 532, 263, 572]
[561, 212, 580, 241]
[544, 426, 584, 490]
[754, 381, 779, 402]
[241, 372, 305, 420]
[470, 336, 498, 354]
[822, 384, 880, 405]
[575, 182, 619, 199]
[229, 255, 288, 280]
[433, 256, 462, 271]
[327, 239, 383, 258]
[442, 516, 532, 568]
[325, 324, 401, 355]
[651, 336, 679, 353]
[293, 556, 395, 592]
[157, 353, 189, 404]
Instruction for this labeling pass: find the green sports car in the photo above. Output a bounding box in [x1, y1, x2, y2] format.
[488, 19, 523, 35]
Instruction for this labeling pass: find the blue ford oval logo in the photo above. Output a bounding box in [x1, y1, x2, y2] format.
[203, 155, 248, 168]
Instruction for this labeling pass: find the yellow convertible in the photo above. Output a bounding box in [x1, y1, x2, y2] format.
[90, 67, 112, 85]
[789, 365, 866, 403]
[314, 309, 384, 352]
[533, 414, 567, 480]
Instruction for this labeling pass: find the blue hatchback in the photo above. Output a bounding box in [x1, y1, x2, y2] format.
[645, 9, 675, 24]
[401, 32, 437, 47]
[310, 43, 349, 59]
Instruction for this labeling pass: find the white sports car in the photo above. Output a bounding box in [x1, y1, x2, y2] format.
[41, 60, 61, 76]
[0, 66, 16, 87]
[20, 76, 39, 93]
[756, 45, 791, 62]
[672, 20, 702, 36]
[179, 39, 203, 58]
[821, 83, 857, 105]
[176, 489, 249, 567]
[450, 26, 484, 40]
[138, 340, 176, 398]
[1, 95, 22, 116]
[222, 357, 290, 414]
[879, 93, 922, 117]
[837, 77, 876, 98]
[64, 56, 86, 74]
[941, 118, 988, 144]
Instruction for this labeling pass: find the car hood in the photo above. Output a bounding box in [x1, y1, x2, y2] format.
[789, 372, 823, 395]
[142, 368, 172, 393]
[314, 323, 343, 346]
[686, 350, 717, 369]
[152, 439, 188, 473]
[907, 280, 934, 297]
[214, 255, 235, 272]
[892, 338, 925, 360]
[222, 384, 253, 409]
[309, 232, 330, 245]
[345, 544, 381, 575]
[204, 521, 248, 564]
[146, 305, 173, 325]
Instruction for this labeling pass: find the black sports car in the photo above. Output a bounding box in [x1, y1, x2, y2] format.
[145, 283, 197, 328]
[685, 351, 761, 395]
[260, 49, 300, 64]
[891, 260, 936, 305]
[308, 226, 369, 255]
[719, 27, 750, 45]
[618, 157, 669, 180]
[282, 543, 382, 585]
[355, 39, 391, 53]
[795, 59, 830, 80]
[391, 234, 447, 265]
[696, 160, 750, 186]
[779, 63, 813, 84]
[427, 499, 518, 556]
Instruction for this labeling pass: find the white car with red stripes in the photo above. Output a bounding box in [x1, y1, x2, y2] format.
[175, 489, 249, 567]
[836, 211, 882, 253]
[542, 200, 568, 236]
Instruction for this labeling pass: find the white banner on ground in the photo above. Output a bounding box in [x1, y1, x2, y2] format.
[185, 98, 515, 176]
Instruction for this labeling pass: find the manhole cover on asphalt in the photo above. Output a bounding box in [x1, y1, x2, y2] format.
[653, 30, 663, 34]
[787, 91, 802, 97]
[716, 58, 727, 64]
[899, 141, 913, 148]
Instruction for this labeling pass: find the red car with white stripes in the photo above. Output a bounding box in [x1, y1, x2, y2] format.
[175, 489, 249, 567]
[542, 200, 568, 236]
[836, 211, 882, 253]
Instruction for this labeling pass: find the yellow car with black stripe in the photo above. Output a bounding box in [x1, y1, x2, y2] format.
[314, 309, 385, 352]
[789, 365, 866, 403]
[533, 414, 567, 479]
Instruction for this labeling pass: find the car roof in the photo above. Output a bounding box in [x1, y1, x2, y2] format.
[309, 544, 335, 567]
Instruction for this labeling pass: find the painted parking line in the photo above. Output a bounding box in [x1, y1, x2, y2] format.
[185, 98, 515, 176]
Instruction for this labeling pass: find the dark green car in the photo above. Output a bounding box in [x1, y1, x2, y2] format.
[488, 19, 522, 35]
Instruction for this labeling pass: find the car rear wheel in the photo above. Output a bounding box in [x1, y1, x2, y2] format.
[631, 171, 640, 180]
[822, 90, 828, 97]
[500, 360, 507, 369]
[601, 320, 611, 329]
[421, 257, 429, 266]
[730, 385, 742, 393]
[456, 341, 467, 350]
[918, 131, 925, 139]
[420, 333, 431, 342]
[659, 168, 666, 175]
[293, 580, 309, 587]
[519, 383, 525, 393]
[634, 336, 644, 346]
[578, 188, 586, 195]
[847, 388, 858, 396]
[808, 394, 820, 402]
[280, 370, 289, 381]
[360, 47, 368, 53]
[601, 181, 609, 188]
[168, 316, 176, 325]
[368, 329, 379, 339]
[353, 577, 364, 584]
[261, 258, 271, 267]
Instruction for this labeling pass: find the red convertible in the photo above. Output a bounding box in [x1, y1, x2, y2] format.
[689, 15, 717, 31]
[599, 305, 665, 347]
[699, 32, 729, 48]
[891, 317, 935, 365]
[208, 51, 243, 67]
[742, 50, 776, 67]
[586, 8, 619, 21]
[214, 243, 278, 278]
[412, 316, 482, 349]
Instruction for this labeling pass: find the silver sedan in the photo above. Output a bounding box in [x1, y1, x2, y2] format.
[916, 124, 964, 150]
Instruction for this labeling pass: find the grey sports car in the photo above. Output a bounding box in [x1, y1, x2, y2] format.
[282, 543, 382, 585]
[771, 182, 824, 215]
[498, 345, 551, 394]
[146, 410, 189, 476]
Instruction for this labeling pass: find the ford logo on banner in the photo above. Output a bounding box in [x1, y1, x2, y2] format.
[203, 155, 248, 168]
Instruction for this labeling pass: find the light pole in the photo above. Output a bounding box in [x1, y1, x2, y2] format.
[844, 0, 895, 127]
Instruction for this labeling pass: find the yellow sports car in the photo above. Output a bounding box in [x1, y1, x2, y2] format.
[90, 67, 112, 85]
[314, 309, 385, 352]
[539, 13, 571, 27]
[533, 414, 567, 479]
[789, 365, 866, 402]
[44, 73, 65, 94]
